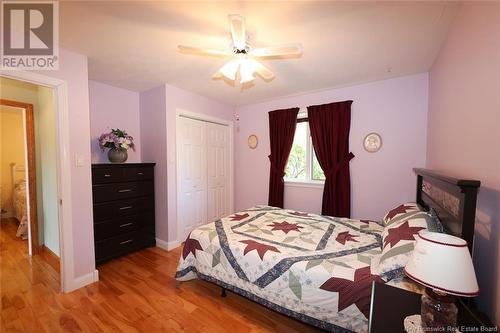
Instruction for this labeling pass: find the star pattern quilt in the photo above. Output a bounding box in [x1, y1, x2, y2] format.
[175, 206, 387, 332]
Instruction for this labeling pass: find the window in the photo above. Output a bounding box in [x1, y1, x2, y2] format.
[285, 112, 325, 184]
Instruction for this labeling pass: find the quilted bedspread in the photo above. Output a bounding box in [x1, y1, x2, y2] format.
[14, 181, 27, 223]
[13, 181, 28, 239]
[175, 206, 386, 332]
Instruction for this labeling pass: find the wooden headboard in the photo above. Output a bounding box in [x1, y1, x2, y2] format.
[414, 168, 480, 254]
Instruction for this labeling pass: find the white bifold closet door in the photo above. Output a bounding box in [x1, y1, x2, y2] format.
[178, 116, 230, 241]
[206, 122, 230, 222]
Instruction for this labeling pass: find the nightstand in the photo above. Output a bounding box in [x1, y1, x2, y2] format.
[368, 282, 494, 333]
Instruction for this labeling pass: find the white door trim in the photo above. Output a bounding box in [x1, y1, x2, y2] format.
[175, 109, 234, 246]
[1, 70, 76, 292]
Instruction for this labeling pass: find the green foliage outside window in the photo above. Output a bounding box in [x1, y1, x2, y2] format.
[285, 144, 325, 181]
[285, 144, 306, 179]
[312, 154, 325, 180]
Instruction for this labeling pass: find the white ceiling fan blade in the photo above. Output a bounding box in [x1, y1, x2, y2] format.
[250, 44, 303, 58]
[213, 59, 240, 81]
[254, 62, 274, 81]
[228, 14, 246, 49]
[178, 45, 232, 57]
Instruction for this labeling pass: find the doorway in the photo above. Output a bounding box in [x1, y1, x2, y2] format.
[0, 100, 39, 257]
[0, 78, 61, 280]
[176, 112, 233, 242]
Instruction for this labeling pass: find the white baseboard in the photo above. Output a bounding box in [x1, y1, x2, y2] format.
[156, 237, 181, 251]
[66, 269, 99, 292]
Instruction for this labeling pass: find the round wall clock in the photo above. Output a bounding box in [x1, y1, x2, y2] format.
[248, 134, 258, 149]
[363, 132, 382, 152]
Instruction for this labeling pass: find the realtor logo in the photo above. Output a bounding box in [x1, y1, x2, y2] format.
[1, 1, 59, 70]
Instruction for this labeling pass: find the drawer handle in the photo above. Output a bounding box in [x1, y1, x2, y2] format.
[120, 239, 133, 245]
[118, 189, 133, 193]
[104, 174, 111, 177]
[119, 206, 133, 210]
[137, 172, 144, 175]
[119, 222, 133, 228]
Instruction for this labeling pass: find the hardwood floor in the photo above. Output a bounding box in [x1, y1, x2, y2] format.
[1, 218, 323, 333]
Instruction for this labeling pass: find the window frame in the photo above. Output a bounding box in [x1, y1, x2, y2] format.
[284, 110, 325, 187]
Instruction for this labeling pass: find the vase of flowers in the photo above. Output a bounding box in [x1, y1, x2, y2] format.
[98, 128, 135, 163]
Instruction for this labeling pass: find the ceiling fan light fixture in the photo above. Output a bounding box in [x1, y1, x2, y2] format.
[219, 59, 240, 81]
[182, 15, 302, 86]
[239, 71, 254, 84]
[239, 58, 259, 83]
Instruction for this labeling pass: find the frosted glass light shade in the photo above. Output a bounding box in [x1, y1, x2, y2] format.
[214, 57, 273, 84]
[239, 58, 259, 83]
[219, 59, 240, 81]
[404, 231, 479, 297]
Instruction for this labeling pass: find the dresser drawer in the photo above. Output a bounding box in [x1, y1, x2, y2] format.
[95, 230, 156, 263]
[92, 167, 124, 184]
[93, 197, 153, 222]
[124, 166, 153, 181]
[95, 231, 139, 262]
[94, 212, 153, 240]
[92, 181, 153, 203]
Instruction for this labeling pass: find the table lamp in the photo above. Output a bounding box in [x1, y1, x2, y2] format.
[404, 231, 479, 331]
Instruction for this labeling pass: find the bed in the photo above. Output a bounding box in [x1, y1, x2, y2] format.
[175, 169, 480, 332]
[11, 163, 28, 239]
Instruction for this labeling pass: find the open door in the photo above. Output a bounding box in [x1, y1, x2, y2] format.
[0, 99, 40, 254]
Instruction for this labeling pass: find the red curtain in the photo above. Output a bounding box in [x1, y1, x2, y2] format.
[308, 101, 354, 217]
[268, 107, 299, 208]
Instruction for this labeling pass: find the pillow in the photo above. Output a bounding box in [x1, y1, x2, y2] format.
[428, 207, 445, 233]
[375, 211, 437, 281]
[382, 202, 422, 226]
[15, 180, 26, 190]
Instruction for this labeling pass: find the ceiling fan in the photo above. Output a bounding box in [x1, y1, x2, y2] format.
[178, 14, 303, 85]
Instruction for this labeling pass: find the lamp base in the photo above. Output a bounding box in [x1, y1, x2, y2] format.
[421, 288, 458, 332]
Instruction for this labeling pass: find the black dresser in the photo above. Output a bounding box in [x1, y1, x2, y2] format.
[91, 163, 156, 265]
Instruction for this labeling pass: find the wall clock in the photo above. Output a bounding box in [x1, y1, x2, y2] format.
[363, 132, 382, 152]
[248, 134, 258, 149]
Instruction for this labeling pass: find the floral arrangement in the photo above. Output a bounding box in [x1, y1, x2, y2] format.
[98, 128, 135, 151]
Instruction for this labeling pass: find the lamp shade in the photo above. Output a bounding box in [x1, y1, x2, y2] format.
[404, 231, 479, 297]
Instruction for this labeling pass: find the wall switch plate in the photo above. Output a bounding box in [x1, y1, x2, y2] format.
[75, 154, 85, 167]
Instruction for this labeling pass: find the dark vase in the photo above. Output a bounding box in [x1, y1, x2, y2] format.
[108, 148, 128, 163]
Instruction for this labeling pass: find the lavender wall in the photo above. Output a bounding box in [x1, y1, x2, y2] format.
[427, 2, 500, 324]
[35, 48, 95, 280]
[235, 73, 429, 220]
[139, 86, 167, 241]
[89, 80, 141, 163]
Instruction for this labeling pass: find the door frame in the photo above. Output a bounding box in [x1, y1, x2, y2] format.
[0, 99, 39, 255]
[1, 71, 74, 292]
[175, 109, 234, 246]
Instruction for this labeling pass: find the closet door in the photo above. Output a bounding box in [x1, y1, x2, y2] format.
[206, 122, 230, 222]
[177, 117, 207, 241]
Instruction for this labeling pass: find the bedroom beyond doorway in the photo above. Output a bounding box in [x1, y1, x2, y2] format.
[0, 77, 61, 279]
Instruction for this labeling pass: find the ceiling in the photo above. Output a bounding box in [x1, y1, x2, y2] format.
[60, 1, 459, 106]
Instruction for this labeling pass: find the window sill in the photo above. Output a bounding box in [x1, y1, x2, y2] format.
[284, 180, 324, 189]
